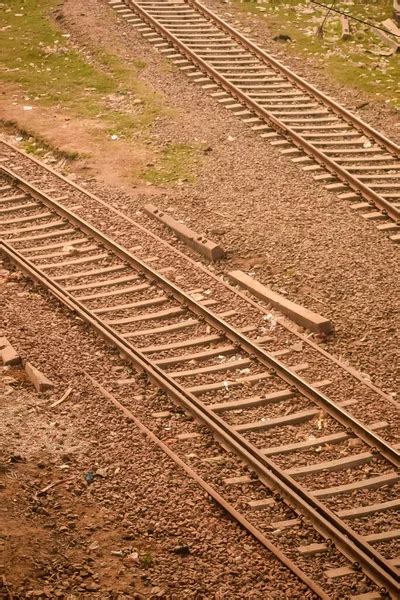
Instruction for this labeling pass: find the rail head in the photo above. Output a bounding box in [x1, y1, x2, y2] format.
[124, 0, 400, 222]
[187, 0, 400, 157]
[1, 238, 399, 597]
[1, 164, 398, 469]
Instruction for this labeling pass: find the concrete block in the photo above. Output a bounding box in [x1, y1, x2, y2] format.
[144, 203, 225, 261]
[228, 270, 332, 335]
[24, 361, 54, 393]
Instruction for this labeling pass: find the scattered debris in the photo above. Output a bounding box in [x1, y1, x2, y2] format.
[394, 0, 400, 25]
[317, 410, 327, 431]
[35, 478, 74, 499]
[291, 342, 303, 353]
[84, 471, 95, 484]
[88, 541, 99, 551]
[348, 438, 363, 448]
[62, 244, 79, 255]
[9, 454, 24, 464]
[365, 48, 394, 57]
[151, 411, 171, 418]
[373, 19, 400, 52]
[172, 544, 191, 556]
[126, 551, 139, 563]
[95, 467, 107, 478]
[0, 342, 21, 366]
[382, 17, 400, 38]
[50, 386, 73, 408]
[273, 34, 292, 42]
[1, 575, 12, 600]
[340, 14, 351, 40]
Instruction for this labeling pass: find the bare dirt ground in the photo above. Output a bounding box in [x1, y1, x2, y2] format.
[0, 84, 150, 190]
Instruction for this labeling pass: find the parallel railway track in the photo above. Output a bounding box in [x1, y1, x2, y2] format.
[1, 165, 399, 598]
[107, 0, 400, 241]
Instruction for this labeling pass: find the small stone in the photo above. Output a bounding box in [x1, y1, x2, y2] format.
[88, 542, 99, 551]
[126, 551, 139, 564]
[291, 342, 303, 352]
[151, 587, 165, 597]
[151, 411, 170, 419]
[273, 34, 292, 42]
[348, 438, 363, 448]
[84, 582, 100, 592]
[171, 544, 191, 556]
[95, 468, 107, 478]
[0, 345, 21, 366]
[10, 454, 24, 463]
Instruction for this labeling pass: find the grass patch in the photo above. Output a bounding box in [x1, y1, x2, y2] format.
[0, 118, 80, 160]
[0, 0, 165, 138]
[139, 551, 154, 568]
[233, 0, 400, 108]
[20, 136, 79, 160]
[141, 143, 197, 184]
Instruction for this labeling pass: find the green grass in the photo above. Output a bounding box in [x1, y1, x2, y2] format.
[0, 0, 165, 138]
[139, 551, 154, 568]
[0, 0, 205, 184]
[20, 135, 79, 160]
[0, 118, 81, 159]
[233, 1, 400, 108]
[141, 143, 197, 184]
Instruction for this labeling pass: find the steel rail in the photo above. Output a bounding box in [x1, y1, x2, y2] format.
[124, 0, 400, 222]
[2, 165, 398, 470]
[86, 373, 330, 600]
[0, 138, 398, 409]
[1, 171, 399, 594]
[188, 0, 400, 155]
[1, 240, 399, 597]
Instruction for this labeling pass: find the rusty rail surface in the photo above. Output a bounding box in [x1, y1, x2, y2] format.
[0, 138, 397, 406]
[122, 0, 400, 224]
[1, 167, 399, 597]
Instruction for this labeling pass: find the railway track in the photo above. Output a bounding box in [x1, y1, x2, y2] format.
[1, 165, 399, 598]
[107, 0, 400, 241]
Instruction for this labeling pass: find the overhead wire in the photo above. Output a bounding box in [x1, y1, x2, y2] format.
[316, 0, 337, 36]
[310, 0, 400, 38]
